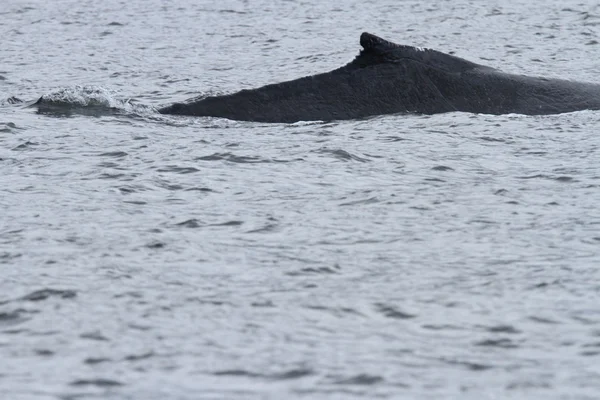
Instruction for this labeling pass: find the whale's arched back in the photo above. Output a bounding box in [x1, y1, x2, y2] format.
[158, 32, 600, 122]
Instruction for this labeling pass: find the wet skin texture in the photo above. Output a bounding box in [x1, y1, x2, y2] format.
[158, 32, 600, 123]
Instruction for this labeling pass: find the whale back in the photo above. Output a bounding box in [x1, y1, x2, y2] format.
[159, 32, 600, 122]
[352, 32, 486, 74]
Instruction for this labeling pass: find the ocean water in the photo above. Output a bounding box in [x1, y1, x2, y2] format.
[2, 0, 600, 399]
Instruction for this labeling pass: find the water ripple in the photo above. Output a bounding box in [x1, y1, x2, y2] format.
[214, 368, 314, 380]
[70, 379, 124, 387]
[314, 148, 370, 162]
[20, 289, 76, 302]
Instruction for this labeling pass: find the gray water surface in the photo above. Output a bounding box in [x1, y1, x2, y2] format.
[2, 0, 600, 399]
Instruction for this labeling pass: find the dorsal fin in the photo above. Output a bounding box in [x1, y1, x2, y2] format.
[353, 32, 484, 73]
[360, 32, 402, 54]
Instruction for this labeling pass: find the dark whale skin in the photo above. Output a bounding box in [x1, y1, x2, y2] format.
[158, 32, 600, 123]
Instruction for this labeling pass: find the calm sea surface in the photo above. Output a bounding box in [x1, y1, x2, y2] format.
[2, 0, 600, 399]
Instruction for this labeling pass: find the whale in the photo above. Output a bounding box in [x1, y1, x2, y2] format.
[158, 32, 600, 123]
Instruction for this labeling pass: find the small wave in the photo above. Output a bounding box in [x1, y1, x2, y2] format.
[374, 303, 417, 319]
[0, 96, 23, 105]
[34, 85, 154, 117]
[214, 367, 313, 380]
[0, 309, 34, 327]
[20, 289, 76, 302]
[194, 152, 296, 163]
[84, 357, 111, 364]
[332, 374, 384, 385]
[475, 338, 519, 349]
[484, 324, 521, 334]
[80, 331, 110, 341]
[339, 196, 379, 206]
[440, 358, 493, 371]
[516, 174, 576, 182]
[38, 86, 123, 107]
[175, 219, 203, 228]
[124, 351, 154, 361]
[0, 122, 25, 133]
[70, 379, 124, 387]
[286, 265, 341, 276]
[432, 165, 454, 171]
[314, 148, 370, 162]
